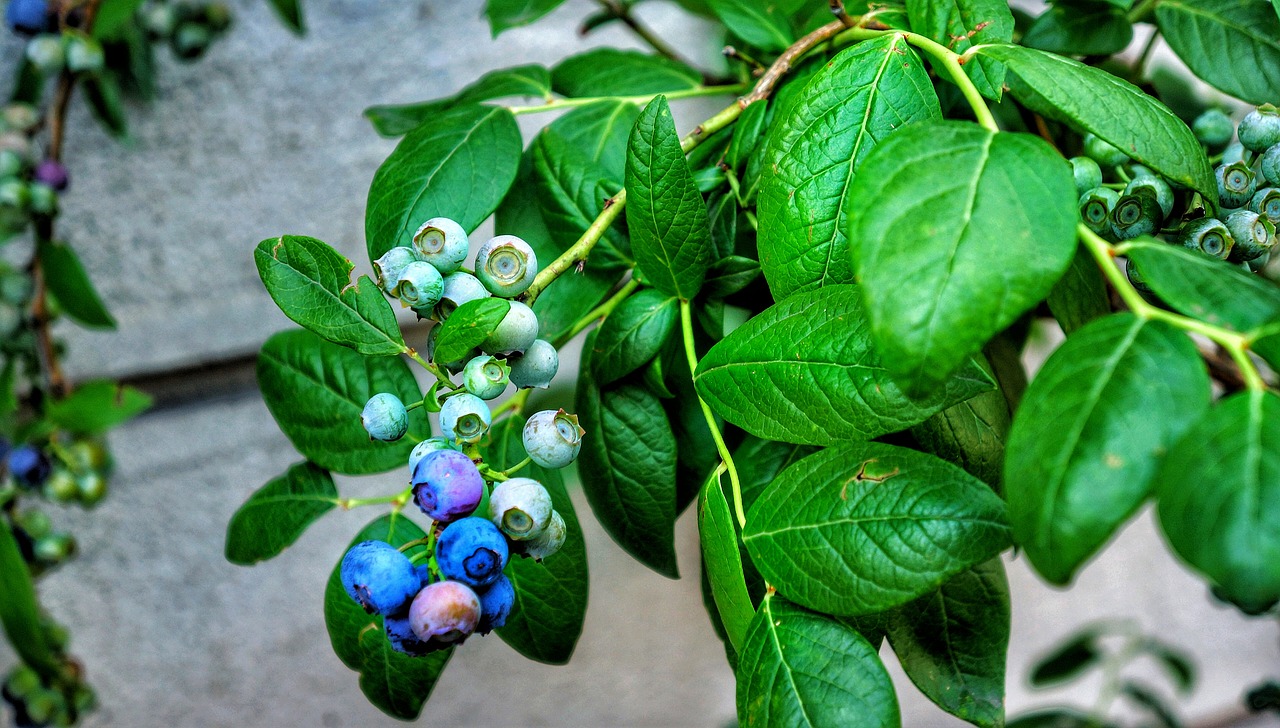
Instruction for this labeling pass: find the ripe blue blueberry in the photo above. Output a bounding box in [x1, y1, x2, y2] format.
[462, 355, 510, 400]
[1261, 145, 1280, 187]
[395, 261, 444, 315]
[1109, 191, 1162, 240]
[5, 0, 50, 35]
[412, 218, 469, 275]
[340, 540, 423, 616]
[411, 449, 483, 522]
[1250, 187, 1280, 225]
[1216, 161, 1257, 209]
[1083, 133, 1128, 167]
[508, 339, 558, 389]
[1226, 210, 1275, 262]
[475, 235, 537, 297]
[6, 445, 50, 489]
[522, 409, 584, 469]
[435, 517, 510, 588]
[1079, 187, 1120, 236]
[409, 580, 481, 646]
[481, 300, 539, 356]
[489, 477, 553, 541]
[516, 510, 566, 561]
[373, 246, 419, 297]
[1179, 217, 1233, 260]
[361, 392, 408, 442]
[1068, 156, 1102, 197]
[439, 393, 492, 444]
[407, 436, 459, 475]
[435, 271, 490, 321]
[1193, 109, 1234, 149]
[1124, 174, 1173, 219]
[1238, 105, 1280, 153]
[384, 613, 437, 656]
[475, 575, 515, 633]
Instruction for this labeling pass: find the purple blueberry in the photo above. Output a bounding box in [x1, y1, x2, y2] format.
[384, 613, 438, 657]
[408, 580, 480, 646]
[5, 0, 50, 35]
[339, 540, 422, 616]
[411, 449, 483, 522]
[435, 517, 509, 588]
[407, 436, 459, 474]
[32, 160, 67, 192]
[6, 445, 50, 489]
[475, 574, 515, 633]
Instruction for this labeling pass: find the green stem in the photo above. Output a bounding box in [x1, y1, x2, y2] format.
[509, 85, 748, 116]
[503, 456, 532, 478]
[1133, 28, 1161, 81]
[491, 388, 531, 419]
[680, 299, 746, 528]
[342, 486, 412, 510]
[407, 350, 458, 388]
[553, 278, 641, 348]
[1127, 0, 1160, 23]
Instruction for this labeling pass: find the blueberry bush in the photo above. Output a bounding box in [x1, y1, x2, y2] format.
[232, 0, 1280, 723]
[0, 1, 301, 725]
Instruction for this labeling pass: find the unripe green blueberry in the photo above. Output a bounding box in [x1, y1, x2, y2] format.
[1247, 250, 1271, 273]
[0, 178, 30, 210]
[1124, 174, 1173, 219]
[2, 103, 38, 132]
[475, 235, 537, 297]
[435, 271, 489, 321]
[1068, 156, 1102, 197]
[0, 303, 19, 338]
[1251, 187, 1280, 225]
[24, 34, 63, 73]
[64, 33, 104, 74]
[395, 260, 444, 315]
[517, 510, 566, 561]
[412, 217, 469, 275]
[1079, 187, 1120, 235]
[1226, 209, 1275, 262]
[28, 182, 55, 216]
[0, 150, 24, 178]
[18, 509, 51, 538]
[1238, 104, 1280, 152]
[1262, 145, 1280, 187]
[142, 3, 177, 37]
[522, 409, 584, 469]
[26, 689, 56, 724]
[1216, 161, 1256, 209]
[203, 2, 233, 32]
[171, 21, 211, 61]
[408, 436, 460, 474]
[488, 477, 553, 541]
[373, 246, 419, 296]
[507, 339, 558, 389]
[42, 468, 77, 503]
[462, 355, 510, 400]
[1192, 109, 1234, 149]
[361, 392, 409, 441]
[67, 439, 110, 473]
[4, 665, 40, 698]
[0, 271, 32, 305]
[76, 471, 106, 506]
[439, 392, 491, 444]
[1179, 217, 1234, 259]
[1084, 133, 1128, 167]
[0, 132, 31, 159]
[481, 300, 538, 356]
[34, 533, 73, 562]
[1125, 261, 1151, 293]
[1222, 141, 1245, 165]
[1109, 191, 1162, 240]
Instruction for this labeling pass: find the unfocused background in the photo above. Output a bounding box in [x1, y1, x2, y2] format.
[0, 1, 1277, 725]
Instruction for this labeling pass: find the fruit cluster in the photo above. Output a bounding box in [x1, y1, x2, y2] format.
[1, 645, 93, 728]
[2, 436, 112, 571]
[137, 0, 233, 62]
[1074, 105, 1280, 285]
[0, 102, 67, 238]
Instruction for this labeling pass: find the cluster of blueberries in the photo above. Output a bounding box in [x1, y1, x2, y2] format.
[1074, 104, 1280, 279]
[0, 99, 69, 238]
[341, 217, 583, 655]
[6, 0, 229, 65]
[1, 644, 93, 728]
[1, 437, 111, 570]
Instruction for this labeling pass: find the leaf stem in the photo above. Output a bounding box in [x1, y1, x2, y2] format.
[508, 85, 748, 116]
[406, 350, 459, 388]
[1127, 0, 1161, 24]
[554, 278, 641, 348]
[591, 0, 713, 80]
[679, 299, 745, 528]
[491, 388, 531, 419]
[342, 485, 412, 510]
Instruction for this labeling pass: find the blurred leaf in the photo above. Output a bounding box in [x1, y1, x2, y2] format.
[485, 0, 568, 36]
[45, 380, 151, 435]
[0, 518, 60, 679]
[1030, 628, 1102, 686]
[266, 0, 305, 35]
[38, 240, 115, 330]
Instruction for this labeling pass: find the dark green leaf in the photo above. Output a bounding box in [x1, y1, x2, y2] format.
[257, 329, 427, 474]
[885, 559, 1010, 728]
[1022, 2, 1134, 56]
[1005, 314, 1210, 584]
[323, 513, 450, 720]
[707, 0, 795, 52]
[552, 49, 700, 98]
[254, 235, 407, 356]
[849, 122, 1077, 394]
[737, 594, 900, 727]
[1125, 240, 1280, 334]
[625, 96, 715, 300]
[365, 104, 521, 266]
[1121, 681, 1183, 728]
[726, 98, 768, 171]
[0, 360, 15, 430]
[973, 44, 1217, 206]
[699, 469, 753, 654]
[708, 194, 739, 260]
[482, 416, 587, 664]
[757, 34, 941, 299]
[11, 58, 44, 105]
[910, 357, 1010, 488]
[591, 288, 678, 384]
[531, 128, 632, 273]
[1156, 0, 1280, 105]
[83, 72, 127, 138]
[44, 380, 151, 435]
[544, 99, 639, 182]
[743, 442, 1011, 615]
[702, 255, 760, 299]
[93, 0, 145, 39]
[485, 0, 569, 35]
[734, 436, 817, 513]
[1156, 389, 1280, 614]
[1047, 247, 1111, 336]
[1030, 628, 1102, 686]
[1138, 639, 1196, 694]
[432, 298, 510, 364]
[37, 240, 114, 329]
[225, 462, 339, 565]
[0, 518, 60, 678]
[364, 65, 550, 137]
[906, 0, 1015, 99]
[1008, 709, 1110, 728]
[266, 0, 305, 34]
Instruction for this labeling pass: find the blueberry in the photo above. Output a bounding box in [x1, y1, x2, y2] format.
[1248, 251, 1271, 273]
[23, 34, 63, 74]
[1192, 109, 1234, 149]
[75, 471, 106, 507]
[488, 477, 553, 541]
[1226, 210, 1275, 262]
[1250, 187, 1280, 226]
[462, 355, 510, 400]
[439, 393, 491, 444]
[1179, 217, 1234, 259]
[0, 149, 23, 178]
[522, 409, 584, 469]
[407, 436, 459, 474]
[171, 22, 211, 61]
[412, 218, 469, 275]
[373, 246, 419, 297]
[384, 612, 438, 656]
[1083, 133, 1128, 167]
[5, 0, 50, 35]
[435, 517, 509, 588]
[1216, 161, 1256, 209]
[6, 445, 50, 489]
[475, 235, 537, 298]
[1238, 105, 1280, 153]
[33, 533, 73, 563]
[516, 510, 566, 561]
[1126, 261, 1151, 294]
[481, 300, 539, 356]
[361, 392, 408, 442]
[28, 183, 55, 216]
[1109, 190, 1162, 240]
[408, 580, 481, 645]
[507, 339, 558, 389]
[1124, 174, 1173, 219]
[475, 574, 515, 633]
[41, 468, 77, 503]
[340, 540, 423, 616]
[1079, 187, 1120, 236]
[142, 4, 177, 37]
[395, 261, 444, 315]
[435, 271, 490, 321]
[32, 160, 67, 192]
[1068, 157, 1102, 197]
[1261, 145, 1280, 187]
[1222, 141, 1246, 166]
[0, 178, 30, 210]
[64, 34, 104, 74]
[411, 449, 484, 522]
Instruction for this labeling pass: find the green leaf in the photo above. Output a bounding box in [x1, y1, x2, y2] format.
[485, 0, 569, 36]
[432, 298, 510, 364]
[906, 0, 1015, 99]
[757, 34, 941, 299]
[1047, 247, 1110, 336]
[973, 44, 1217, 206]
[725, 98, 768, 171]
[737, 593, 900, 727]
[1121, 682, 1182, 728]
[576, 346, 679, 578]
[365, 104, 521, 266]
[256, 329, 427, 474]
[591, 288, 678, 385]
[1125, 240, 1280, 335]
[543, 99, 639, 182]
[37, 240, 114, 329]
[0, 360, 15, 431]
[696, 285, 995, 446]
[698, 469, 753, 654]
[1005, 313, 1210, 585]
[323, 513, 450, 720]
[910, 359, 1010, 488]
[1008, 709, 1109, 728]
[254, 236, 407, 356]
[1138, 639, 1196, 694]
[364, 65, 550, 137]
[703, 255, 760, 299]
[1156, 389, 1280, 614]
[530, 127, 632, 273]
[1156, 0, 1280, 105]
[743, 442, 1011, 615]
[734, 436, 817, 513]
[482, 416, 588, 664]
[225, 461, 339, 565]
[82, 72, 127, 138]
[849, 122, 1077, 394]
[885, 559, 1010, 728]
[1022, 2, 1134, 56]
[707, 0, 795, 51]
[0, 518, 60, 678]
[1030, 628, 1102, 686]
[93, 0, 146, 39]
[266, 0, 305, 34]
[44, 380, 151, 435]
[625, 96, 715, 300]
[552, 49, 700, 98]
